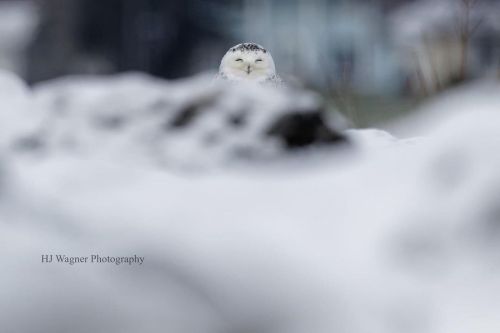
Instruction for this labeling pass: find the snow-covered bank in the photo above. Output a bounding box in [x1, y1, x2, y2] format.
[2, 71, 500, 333]
[387, 79, 500, 137]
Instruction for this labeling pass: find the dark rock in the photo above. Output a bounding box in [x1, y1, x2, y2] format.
[266, 111, 347, 149]
[169, 104, 201, 128]
[168, 95, 217, 129]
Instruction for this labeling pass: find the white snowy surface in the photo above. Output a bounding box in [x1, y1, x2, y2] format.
[387, 79, 500, 137]
[2, 70, 500, 333]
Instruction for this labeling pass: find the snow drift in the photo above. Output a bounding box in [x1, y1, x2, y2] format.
[1, 70, 500, 333]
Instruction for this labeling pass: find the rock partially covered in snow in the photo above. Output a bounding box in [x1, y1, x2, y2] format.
[33, 73, 347, 168]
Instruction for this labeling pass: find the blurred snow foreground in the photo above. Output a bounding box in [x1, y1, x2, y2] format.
[2, 69, 500, 333]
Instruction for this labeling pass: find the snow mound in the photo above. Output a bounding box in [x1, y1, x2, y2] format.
[1, 71, 500, 333]
[33, 73, 346, 169]
[388, 79, 500, 137]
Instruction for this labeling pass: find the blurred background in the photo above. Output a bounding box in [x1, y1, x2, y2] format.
[1, 0, 499, 125]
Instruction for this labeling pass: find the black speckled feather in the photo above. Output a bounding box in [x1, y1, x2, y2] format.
[232, 43, 267, 53]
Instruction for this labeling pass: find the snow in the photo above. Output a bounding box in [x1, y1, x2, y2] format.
[1, 69, 500, 333]
[387, 78, 500, 137]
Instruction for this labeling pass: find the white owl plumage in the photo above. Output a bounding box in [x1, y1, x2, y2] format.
[217, 43, 283, 87]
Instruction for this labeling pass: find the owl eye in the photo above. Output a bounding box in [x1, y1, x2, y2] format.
[255, 59, 263, 62]
[235, 58, 243, 62]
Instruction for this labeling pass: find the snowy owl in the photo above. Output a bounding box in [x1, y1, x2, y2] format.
[217, 43, 283, 87]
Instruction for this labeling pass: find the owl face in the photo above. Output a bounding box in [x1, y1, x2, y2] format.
[219, 43, 276, 82]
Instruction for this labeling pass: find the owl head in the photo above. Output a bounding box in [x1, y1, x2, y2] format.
[219, 43, 276, 82]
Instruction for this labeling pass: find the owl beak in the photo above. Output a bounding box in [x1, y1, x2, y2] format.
[246, 65, 252, 74]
